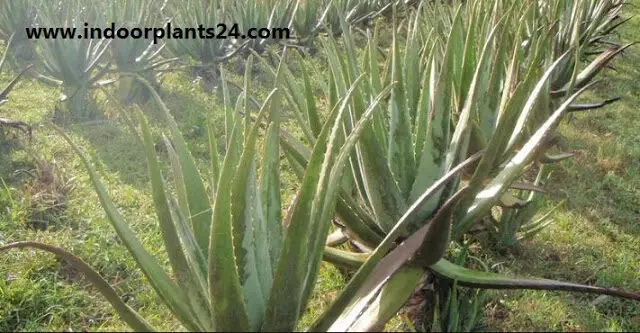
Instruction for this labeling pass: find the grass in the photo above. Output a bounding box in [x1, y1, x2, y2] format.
[1, 3, 639, 332]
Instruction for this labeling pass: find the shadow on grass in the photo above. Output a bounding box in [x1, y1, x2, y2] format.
[71, 122, 149, 189]
[67, 72, 227, 190]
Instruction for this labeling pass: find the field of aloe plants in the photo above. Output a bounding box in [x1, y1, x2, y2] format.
[0, 0, 639, 331]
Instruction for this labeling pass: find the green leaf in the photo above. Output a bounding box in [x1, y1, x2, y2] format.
[298, 52, 323, 138]
[208, 114, 250, 332]
[138, 111, 213, 331]
[259, 95, 284, 274]
[323, 246, 370, 269]
[231, 89, 279, 330]
[0, 242, 155, 332]
[430, 259, 640, 301]
[53, 124, 201, 331]
[330, 266, 424, 332]
[208, 118, 222, 199]
[387, 11, 415, 199]
[221, 65, 235, 148]
[311, 152, 482, 331]
[135, 75, 213, 261]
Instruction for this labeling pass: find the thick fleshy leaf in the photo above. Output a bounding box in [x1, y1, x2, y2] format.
[208, 114, 250, 332]
[259, 96, 284, 274]
[568, 97, 620, 111]
[53, 124, 201, 331]
[387, 11, 415, 199]
[230, 90, 278, 330]
[454, 81, 598, 236]
[208, 119, 222, 199]
[430, 259, 640, 301]
[0, 242, 155, 332]
[138, 111, 213, 331]
[325, 229, 348, 247]
[262, 75, 366, 331]
[323, 247, 370, 269]
[540, 152, 576, 164]
[330, 266, 424, 332]
[298, 52, 323, 138]
[311, 152, 483, 331]
[220, 65, 235, 148]
[136, 75, 213, 260]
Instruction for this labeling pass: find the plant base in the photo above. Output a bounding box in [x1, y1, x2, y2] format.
[61, 86, 100, 122]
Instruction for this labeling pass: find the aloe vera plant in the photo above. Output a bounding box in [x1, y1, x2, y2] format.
[0, 45, 32, 138]
[2, 1, 637, 331]
[226, 0, 294, 53]
[459, 0, 631, 246]
[265, 1, 639, 330]
[31, 0, 111, 120]
[107, 0, 173, 105]
[486, 165, 565, 250]
[0, 0, 37, 42]
[0, 50, 401, 330]
[162, 0, 243, 91]
[0, 0, 38, 69]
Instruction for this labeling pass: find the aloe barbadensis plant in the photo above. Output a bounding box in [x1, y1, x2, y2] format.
[267, 1, 639, 330]
[162, 0, 244, 91]
[0, 49, 400, 330]
[226, 0, 295, 53]
[31, 0, 111, 121]
[0, 45, 32, 139]
[0, 0, 37, 42]
[0, 0, 39, 69]
[107, 0, 174, 105]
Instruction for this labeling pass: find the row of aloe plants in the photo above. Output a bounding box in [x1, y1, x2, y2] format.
[274, 0, 629, 248]
[1, 0, 638, 331]
[254, 0, 637, 330]
[0, 0, 410, 119]
[0, 0, 624, 120]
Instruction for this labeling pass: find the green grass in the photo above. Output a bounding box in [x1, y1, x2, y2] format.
[1, 3, 640, 332]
